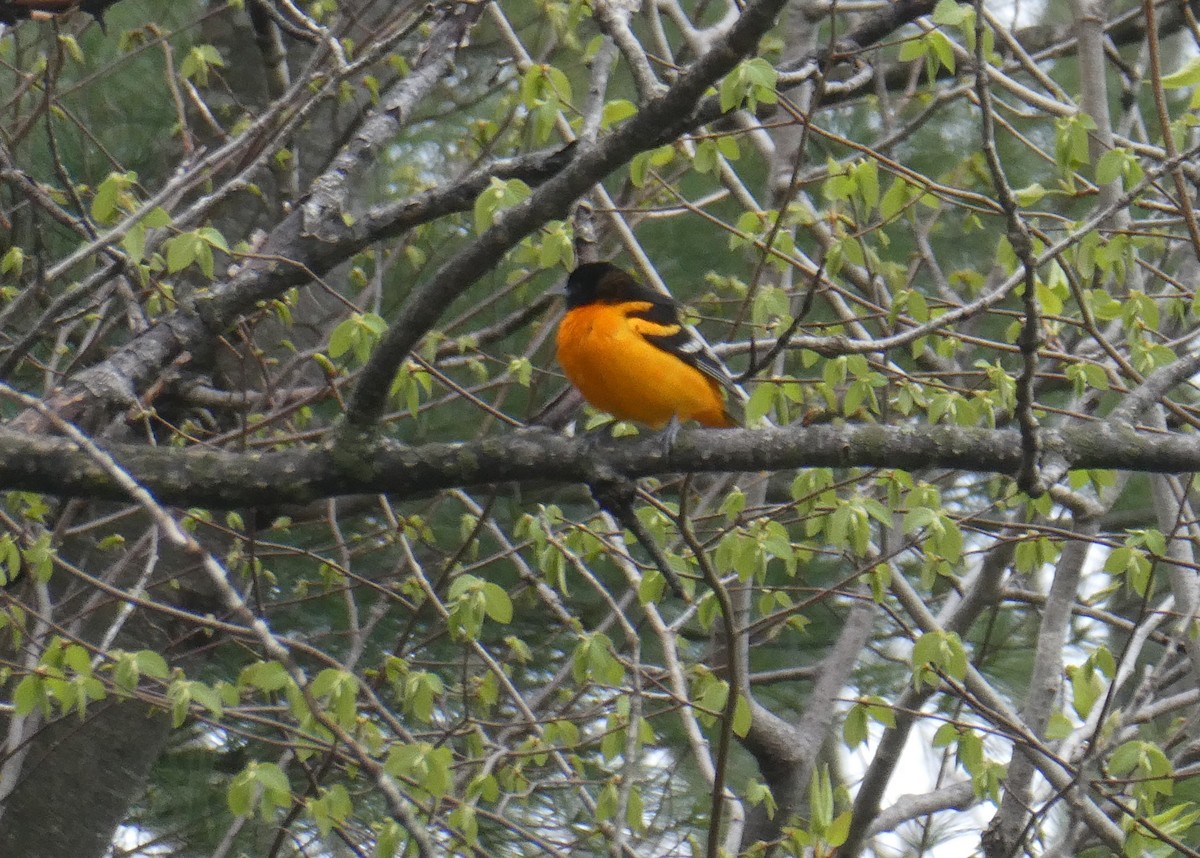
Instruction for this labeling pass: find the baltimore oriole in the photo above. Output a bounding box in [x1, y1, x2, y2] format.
[0, 0, 118, 28]
[555, 262, 739, 430]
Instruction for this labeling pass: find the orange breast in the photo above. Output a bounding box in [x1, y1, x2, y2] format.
[555, 305, 733, 429]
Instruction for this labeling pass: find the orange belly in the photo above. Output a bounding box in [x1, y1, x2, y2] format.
[556, 306, 733, 429]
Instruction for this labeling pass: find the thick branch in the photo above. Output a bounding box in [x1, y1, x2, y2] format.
[0, 419, 1194, 507]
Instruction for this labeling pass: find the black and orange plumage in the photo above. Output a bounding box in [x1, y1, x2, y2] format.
[0, 0, 122, 30]
[555, 262, 739, 431]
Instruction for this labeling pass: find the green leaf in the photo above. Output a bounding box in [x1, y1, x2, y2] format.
[595, 781, 618, 821]
[0, 536, 20, 584]
[745, 382, 777, 424]
[844, 703, 868, 748]
[240, 660, 290, 692]
[481, 582, 513, 624]
[544, 65, 573, 102]
[823, 172, 855, 203]
[165, 234, 198, 273]
[189, 681, 224, 718]
[13, 674, 45, 716]
[1013, 183, 1046, 206]
[311, 668, 360, 727]
[58, 34, 84, 64]
[255, 761, 291, 804]
[898, 37, 926, 63]
[746, 779, 778, 818]
[1108, 739, 1141, 775]
[911, 629, 967, 684]
[63, 644, 91, 675]
[625, 786, 644, 831]
[926, 29, 956, 74]
[112, 652, 140, 694]
[307, 784, 352, 836]
[227, 769, 255, 817]
[881, 176, 917, 220]
[508, 356, 533, 386]
[1139, 527, 1167, 557]
[1068, 663, 1101, 718]
[473, 177, 531, 234]
[91, 172, 133, 224]
[1055, 113, 1097, 171]
[327, 318, 355, 359]
[140, 206, 170, 228]
[374, 822, 401, 858]
[827, 810, 852, 847]
[573, 631, 624, 685]
[327, 312, 387, 365]
[855, 159, 879, 210]
[122, 223, 147, 263]
[719, 71, 742, 113]
[638, 569, 665, 604]
[932, 0, 970, 25]
[310, 668, 339, 697]
[810, 766, 834, 828]
[719, 488, 746, 522]
[1161, 56, 1200, 89]
[403, 670, 443, 723]
[197, 226, 230, 254]
[180, 44, 226, 86]
[693, 139, 719, 174]
[732, 693, 752, 737]
[386, 743, 453, 797]
[0, 247, 24, 277]
[719, 58, 778, 113]
[630, 145, 674, 187]
[601, 98, 636, 129]
[1045, 710, 1074, 740]
[1095, 148, 1126, 185]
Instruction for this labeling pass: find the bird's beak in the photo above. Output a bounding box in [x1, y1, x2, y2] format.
[546, 284, 568, 299]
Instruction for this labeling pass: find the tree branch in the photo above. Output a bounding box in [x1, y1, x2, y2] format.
[0, 418, 1194, 508]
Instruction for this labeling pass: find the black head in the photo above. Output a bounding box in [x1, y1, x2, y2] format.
[562, 262, 664, 309]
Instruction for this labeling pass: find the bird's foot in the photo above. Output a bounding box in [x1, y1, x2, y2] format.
[658, 415, 681, 455]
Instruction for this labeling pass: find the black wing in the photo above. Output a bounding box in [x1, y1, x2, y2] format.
[626, 299, 740, 396]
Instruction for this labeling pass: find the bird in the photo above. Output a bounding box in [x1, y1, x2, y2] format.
[0, 0, 119, 30]
[554, 261, 739, 434]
